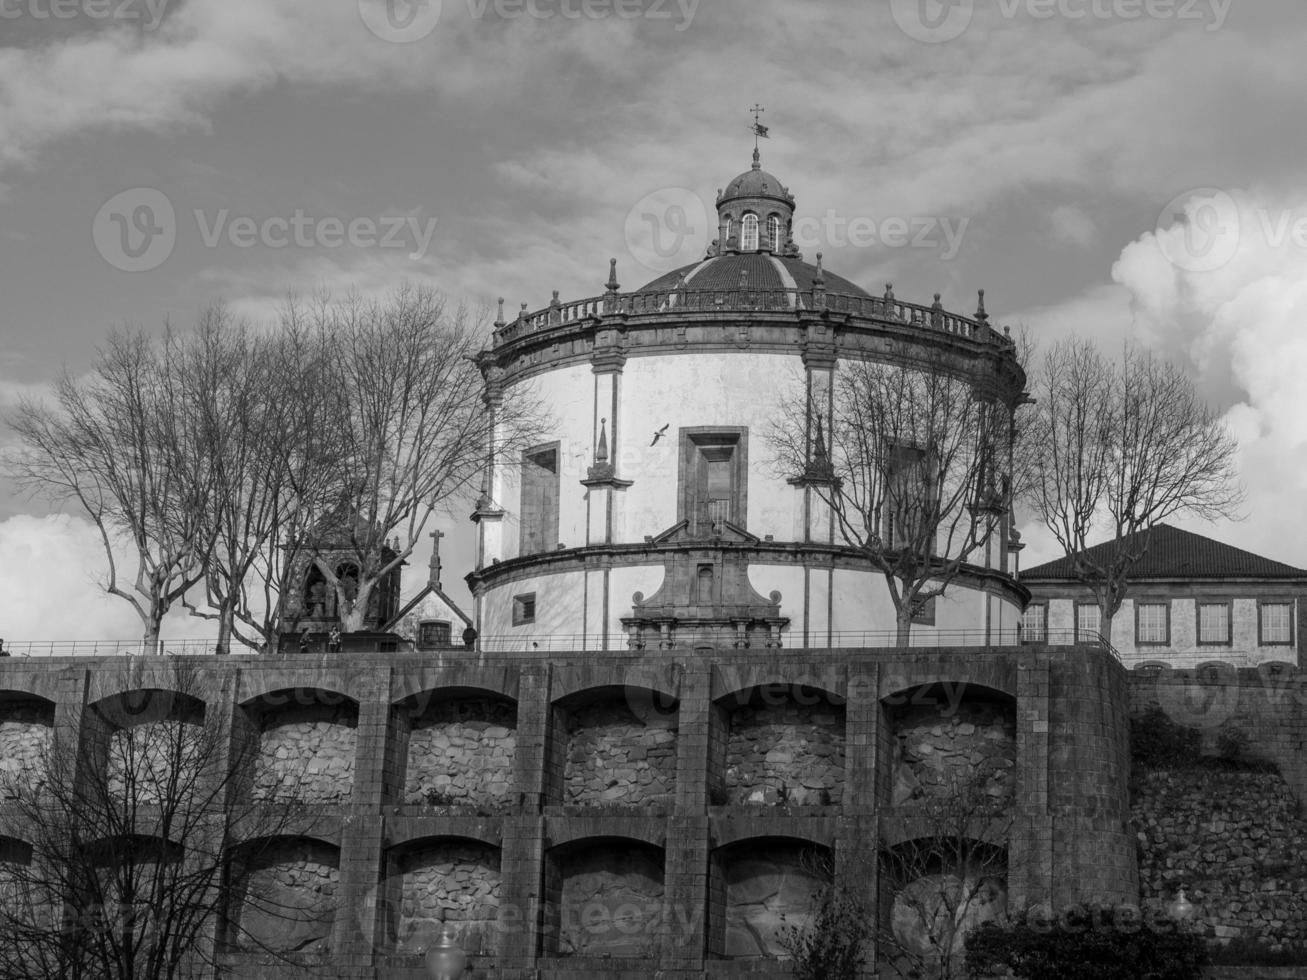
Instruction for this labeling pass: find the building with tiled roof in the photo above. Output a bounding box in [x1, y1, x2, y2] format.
[1021, 523, 1307, 667]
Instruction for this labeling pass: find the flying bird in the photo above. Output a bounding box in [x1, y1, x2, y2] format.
[650, 423, 670, 446]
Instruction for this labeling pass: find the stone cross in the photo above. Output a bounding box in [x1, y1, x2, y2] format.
[429, 529, 444, 590]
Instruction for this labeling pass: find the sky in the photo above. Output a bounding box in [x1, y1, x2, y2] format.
[2, 0, 1307, 646]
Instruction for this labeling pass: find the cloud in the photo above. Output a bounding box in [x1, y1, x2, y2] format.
[0, 513, 216, 651]
[1049, 204, 1096, 247]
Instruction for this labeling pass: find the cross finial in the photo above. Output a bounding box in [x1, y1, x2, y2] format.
[749, 104, 769, 154]
[428, 529, 444, 588]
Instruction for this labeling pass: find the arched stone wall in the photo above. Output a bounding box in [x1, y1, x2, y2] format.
[714, 839, 829, 959]
[403, 694, 516, 808]
[721, 686, 844, 805]
[246, 694, 358, 804]
[385, 839, 502, 955]
[229, 837, 339, 953]
[0, 697, 53, 798]
[547, 839, 666, 957]
[560, 691, 677, 808]
[887, 685, 1016, 807]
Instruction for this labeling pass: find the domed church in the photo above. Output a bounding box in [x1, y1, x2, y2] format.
[468, 148, 1028, 652]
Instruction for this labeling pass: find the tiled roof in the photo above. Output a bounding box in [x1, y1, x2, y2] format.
[637, 253, 872, 299]
[1022, 523, 1307, 581]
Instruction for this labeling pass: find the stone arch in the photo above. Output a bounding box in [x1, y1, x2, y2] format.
[553, 686, 678, 809]
[714, 683, 845, 806]
[381, 836, 502, 955]
[0, 693, 55, 799]
[883, 682, 1016, 808]
[239, 689, 359, 804]
[85, 690, 206, 805]
[543, 836, 666, 959]
[711, 837, 831, 959]
[225, 835, 340, 953]
[395, 688, 517, 808]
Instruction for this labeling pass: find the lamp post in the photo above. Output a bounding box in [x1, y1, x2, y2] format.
[423, 924, 468, 980]
[1167, 887, 1196, 925]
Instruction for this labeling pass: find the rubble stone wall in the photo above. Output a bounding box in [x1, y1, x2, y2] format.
[0, 704, 52, 797]
[253, 703, 357, 804]
[392, 840, 501, 955]
[890, 699, 1016, 806]
[405, 699, 516, 807]
[556, 843, 665, 957]
[721, 843, 825, 959]
[724, 701, 844, 806]
[233, 839, 339, 953]
[563, 702, 676, 807]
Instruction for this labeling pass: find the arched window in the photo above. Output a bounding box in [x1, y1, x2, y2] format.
[767, 215, 781, 252]
[721, 216, 733, 248]
[741, 214, 759, 251]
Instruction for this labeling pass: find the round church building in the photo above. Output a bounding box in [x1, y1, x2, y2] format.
[469, 151, 1027, 651]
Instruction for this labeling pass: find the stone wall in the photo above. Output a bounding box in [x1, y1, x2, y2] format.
[0, 703, 52, 798]
[252, 703, 356, 804]
[405, 699, 515, 808]
[724, 701, 843, 805]
[890, 699, 1016, 806]
[105, 720, 201, 802]
[563, 701, 676, 807]
[232, 839, 339, 952]
[1134, 766, 1307, 948]
[391, 840, 501, 955]
[555, 843, 665, 957]
[720, 843, 825, 958]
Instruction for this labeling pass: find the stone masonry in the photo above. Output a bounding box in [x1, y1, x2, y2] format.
[0, 644, 1135, 979]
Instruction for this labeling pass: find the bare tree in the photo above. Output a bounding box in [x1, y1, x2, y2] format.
[0, 663, 311, 979]
[772, 354, 1017, 644]
[1021, 339, 1243, 637]
[176, 308, 338, 655]
[6, 331, 215, 655]
[777, 850, 872, 980]
[877, 775, 1013, 980]
[291, 286, 538, 634]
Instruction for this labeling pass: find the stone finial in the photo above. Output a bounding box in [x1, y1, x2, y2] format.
[596, 418, 609, 464]
[494, 297, 505, 328]
[976, 288, 989, 322]
[814, 252, 825, 283]
[550, 289, 560, 307]
[752, 146, 761, 171]
[607, 257, 620, 292]
[518, 302, 528, 320]
[884, 283, 895, 301]
[933, 292, 943, 310]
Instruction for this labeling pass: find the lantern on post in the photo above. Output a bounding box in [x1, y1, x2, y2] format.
[423, 923, 468, 980]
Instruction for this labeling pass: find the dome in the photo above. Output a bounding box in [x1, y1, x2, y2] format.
[635, 251, 873, 301]
[717, 148, 795, 209]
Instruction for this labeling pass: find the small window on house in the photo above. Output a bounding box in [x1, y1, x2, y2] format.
[680, 429, 747, 533]
[512, 593, 537, 626]
[767, 215, 781, 252]
[1259, 601, 1294, 645]
[520, 444, 560, 555]
[1021, 602, 1047, 644]
[741, 214, 759, 251]
[1197, 602, 1231, 645]
[1075, 602, 1101, 643]
[417, 620, 452, 648]
[911, 596, 936, 626]
[1136, 601, 1170, 645]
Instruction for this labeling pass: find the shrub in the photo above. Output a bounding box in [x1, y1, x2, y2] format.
[965, 907, 1208, 980]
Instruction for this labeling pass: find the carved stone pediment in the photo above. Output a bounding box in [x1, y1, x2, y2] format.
[647, 519, 760, 547]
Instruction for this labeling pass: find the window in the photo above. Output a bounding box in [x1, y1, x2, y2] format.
[1136, 601, 1170, 645]
[680, 429, 747, 533]
[417, 620, 452, 648]
[911, 595, 936, 626]
[721, 216, 733, 247]
[741, 214, 759, 251]
[1197, 602, 1232, 645]
[520, 444, 560, 555]
[1076, 602, 1101, 643]
[884, 444, 935, 552]
[512, 593, 537, 626]
[1021, 602, 1047, 644]
[767, 215, 782, 252]
[1259, 601, 1294, 645]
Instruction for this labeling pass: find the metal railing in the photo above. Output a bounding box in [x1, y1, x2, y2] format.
[0, 639, 258, 657]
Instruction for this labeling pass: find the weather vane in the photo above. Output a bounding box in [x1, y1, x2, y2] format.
[750, 104, 769, 148]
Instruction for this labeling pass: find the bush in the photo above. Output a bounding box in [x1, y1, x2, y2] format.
[1209, 936, 1307, 966]
[965, 907, 1208, 980]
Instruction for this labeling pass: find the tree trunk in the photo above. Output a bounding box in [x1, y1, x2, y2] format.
[215, 606, 234, 656]
[1099, 608, 1114, 647]
[338, 578, 374, 633]
[142, 618, 162, 656]
[895, 606, 913, 648]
